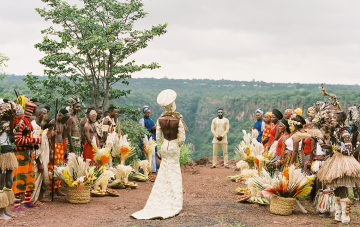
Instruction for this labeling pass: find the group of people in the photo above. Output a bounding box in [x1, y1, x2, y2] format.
[247, 86, 360, 224]
[0, 95, 118, 219]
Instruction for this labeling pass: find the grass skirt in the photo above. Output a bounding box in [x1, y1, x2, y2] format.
[317, 152, 360, 187]
[4, 189, 14, 205]
[0, 152, 18, 170]
[0, 192, 9, 209]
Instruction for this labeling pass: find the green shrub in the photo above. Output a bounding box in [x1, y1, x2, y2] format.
[157, 141, 193, 166]
[179, 143, 193, 166]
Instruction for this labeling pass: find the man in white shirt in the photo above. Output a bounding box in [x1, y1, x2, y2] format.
[210, 108, 230, 169]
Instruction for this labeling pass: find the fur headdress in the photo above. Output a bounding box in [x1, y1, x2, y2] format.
[320, 84, 343, 114]
[66, 96, 81, 113]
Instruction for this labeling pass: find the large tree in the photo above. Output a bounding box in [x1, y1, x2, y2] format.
[0, 52, 10, 80]
[25, 0, 167, 110]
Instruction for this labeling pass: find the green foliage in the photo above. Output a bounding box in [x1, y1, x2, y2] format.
[30, 0, 167, 110]
[179, 143, 193, 166]
[4, 76, 360, 161]
[157, 141, 193, 166]
[0, 53, 13, 99]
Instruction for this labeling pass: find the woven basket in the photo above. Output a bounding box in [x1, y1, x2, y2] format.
[66, 186, 91, 204]
[270, 196, 296, 216]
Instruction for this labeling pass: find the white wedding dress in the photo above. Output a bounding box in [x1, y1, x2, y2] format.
[131, 120, 186, 219]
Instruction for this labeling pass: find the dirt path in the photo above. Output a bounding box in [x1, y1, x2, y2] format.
[3, 162, 360, 227]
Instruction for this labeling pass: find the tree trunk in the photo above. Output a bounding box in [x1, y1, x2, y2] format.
[102, 80, 110, 112]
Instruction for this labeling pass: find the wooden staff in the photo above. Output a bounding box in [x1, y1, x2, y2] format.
[51, 98, 58, 201]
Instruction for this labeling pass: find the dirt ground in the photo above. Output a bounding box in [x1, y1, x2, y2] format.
[2, 158, 360, 227]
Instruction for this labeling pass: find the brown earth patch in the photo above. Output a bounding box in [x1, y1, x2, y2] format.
[5, 165, 360, 227]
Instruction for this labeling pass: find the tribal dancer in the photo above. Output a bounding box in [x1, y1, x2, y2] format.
[102, 106, 117, 143]
[0, 99, 20, 219]
[347, 105, 360, 201]
[30, 107, 50, 202]
[48, 109, 70, 196]
[12, 96, 41, 212]
[131, 89, 187, 219]
[94, 109, 104, 147]
[316, 85, 360, 224]
[80, 108, 94, 149]
[66, 96, 82, 155]
[83, 110, 98, 165]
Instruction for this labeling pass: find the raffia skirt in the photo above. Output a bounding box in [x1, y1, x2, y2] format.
[317, 152, 360, 187]
[0, 152, 18, 170]
[0, 192, 9, 209]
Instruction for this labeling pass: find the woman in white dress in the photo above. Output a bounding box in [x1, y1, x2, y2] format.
[131, 89, 187, 220]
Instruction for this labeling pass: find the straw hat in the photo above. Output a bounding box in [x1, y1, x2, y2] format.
[157, 89, 177, 107]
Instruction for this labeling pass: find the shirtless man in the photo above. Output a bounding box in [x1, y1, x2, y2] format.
[49, 109, 70, 196]
[94, 108, 103, 146]
[102, 106, 117, 143]
[83, 110, 98, 164]
[80, 108, 94, 147]
[66, 100, 82, 155]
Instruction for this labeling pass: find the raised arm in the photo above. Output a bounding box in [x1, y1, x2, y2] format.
[14, 120, 41, 146]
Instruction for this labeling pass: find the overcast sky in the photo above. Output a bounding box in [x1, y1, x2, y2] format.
[1, 0, 359, 85]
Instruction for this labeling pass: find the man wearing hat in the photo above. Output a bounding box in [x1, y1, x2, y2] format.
[131, 89, 187, 220]
[211, 108, 230, 169]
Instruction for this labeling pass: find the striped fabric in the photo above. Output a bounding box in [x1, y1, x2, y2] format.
[13, 117, 41, 151]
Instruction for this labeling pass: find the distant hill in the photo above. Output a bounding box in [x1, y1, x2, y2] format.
[2, 75, 360, 159]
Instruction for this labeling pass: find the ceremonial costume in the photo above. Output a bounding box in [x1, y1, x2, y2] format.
[67, 137, 81, 154]
[315, 85, 360, 224]
[12, 95, 41, 211]
[131, 89, 187, 220]
[48, 143, 64, 193]
[30, 120, 50, 202]
[0, 99, 20, 218]
[83, 141, 96, 165]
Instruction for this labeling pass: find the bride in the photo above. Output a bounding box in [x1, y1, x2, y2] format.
[131, 89, 187, 220]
